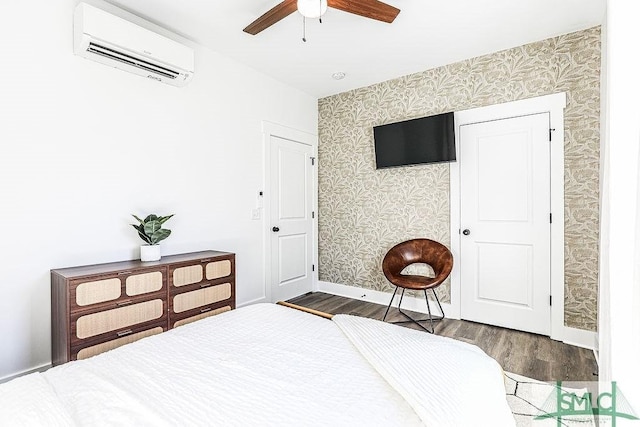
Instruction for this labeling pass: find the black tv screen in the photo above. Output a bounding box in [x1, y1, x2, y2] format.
[373, 112, 456, 169]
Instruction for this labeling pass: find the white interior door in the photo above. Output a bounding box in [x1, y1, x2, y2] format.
[270, 135, 314, 302]
[460, 113, 551, 335]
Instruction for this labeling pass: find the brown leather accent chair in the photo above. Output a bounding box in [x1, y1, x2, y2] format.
[382, 239, 454, 333]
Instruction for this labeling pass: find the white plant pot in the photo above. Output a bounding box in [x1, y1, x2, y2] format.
[140, 244, 161, 262]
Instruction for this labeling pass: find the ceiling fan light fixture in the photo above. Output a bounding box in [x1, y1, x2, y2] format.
[297, 0, 328, 19]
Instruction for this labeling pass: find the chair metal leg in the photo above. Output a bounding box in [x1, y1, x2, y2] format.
[382, 287, 445, 334]
[382, 286, 399, 321]
[425, 289, 434, 333]
[432, 288, 445, 319]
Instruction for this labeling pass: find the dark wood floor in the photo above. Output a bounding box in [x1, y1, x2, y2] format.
[287, 292, 598, 381]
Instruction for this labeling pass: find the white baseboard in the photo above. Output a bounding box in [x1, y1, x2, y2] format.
[0, 363, 51, 384]
[561, 325, 598, 351]
[236, 296, 268, 308]
[317, 280, 597, 351]
[317, 281, 455, 319]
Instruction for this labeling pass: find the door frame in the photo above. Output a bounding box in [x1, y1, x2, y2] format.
[449, 93, 566, 341]
[262, 121, 319, 303]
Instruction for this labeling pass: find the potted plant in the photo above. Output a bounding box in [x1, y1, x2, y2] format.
[131, 214, 174, 261]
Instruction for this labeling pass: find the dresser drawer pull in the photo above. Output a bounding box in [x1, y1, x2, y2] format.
[118, 271, 133, 275]
[116, 300, 134, 307]
[199, 282, 212, 288]
[116, 329, 133, 337]
[200, 307, 212, 313]
[200, 259, 212, 263]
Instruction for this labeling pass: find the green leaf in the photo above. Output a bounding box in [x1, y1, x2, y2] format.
[138, 231, 152, 244]
[143, 220, 162, 236]
[158, 214, 174, 225]
[144, 214, 159, 222]
[131, 214, 144, 225]
[150, 229, 171, 245]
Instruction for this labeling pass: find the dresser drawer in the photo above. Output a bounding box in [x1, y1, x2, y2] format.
[171, 282, 232, 314]
[170, 257, 233, 288]
[70, 267, 167, 312]
[124, 271, 164, 296]
[170, 303, 232, 329]
[71, 298, 166, 342]
[73, 277, 122, 307]
[72, 321, 167, 361]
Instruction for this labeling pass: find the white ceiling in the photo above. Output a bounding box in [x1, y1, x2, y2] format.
[108, 0, 606, 98]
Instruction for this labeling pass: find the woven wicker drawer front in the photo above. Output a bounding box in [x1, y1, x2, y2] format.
[75, 278, 122, 307]
[172, 265, 203, 287]
[173, 306, 231, 328]
[173, 283, 231, 313]
[126, 271, 163, 296]
[76, 326, 164, 360]
[76, 299, 163, 339]
[205, 260, 231, 280]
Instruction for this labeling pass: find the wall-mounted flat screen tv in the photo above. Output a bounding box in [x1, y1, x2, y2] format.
[373, 112, 456, 169]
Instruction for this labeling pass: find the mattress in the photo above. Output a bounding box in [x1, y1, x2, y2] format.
[0, 303, 515, 426]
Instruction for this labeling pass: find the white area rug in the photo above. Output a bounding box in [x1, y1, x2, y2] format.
[505, 372, 596, 426]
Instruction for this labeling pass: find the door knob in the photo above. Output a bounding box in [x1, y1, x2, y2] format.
[462, 229, 471, 236]
[272, 226, 280, 232]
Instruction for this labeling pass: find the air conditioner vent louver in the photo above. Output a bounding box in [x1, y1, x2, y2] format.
[74, 3, 194, 87]
[87, 42, 178, 80]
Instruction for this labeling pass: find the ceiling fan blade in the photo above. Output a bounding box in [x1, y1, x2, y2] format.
[243, 0, 298, 35]
[328, 0, 400, 23]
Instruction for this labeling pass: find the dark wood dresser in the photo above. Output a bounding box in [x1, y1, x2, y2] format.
[51, 250, 235, 366]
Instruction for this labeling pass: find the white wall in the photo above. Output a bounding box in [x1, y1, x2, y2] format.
[599, 0, 640, 416]
[0, 1, 317, 379]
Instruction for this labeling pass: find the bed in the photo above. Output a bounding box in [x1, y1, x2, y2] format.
[0, 303, 515, 426]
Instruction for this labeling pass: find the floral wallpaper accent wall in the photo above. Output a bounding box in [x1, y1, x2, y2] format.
[318, 27, 601, 332]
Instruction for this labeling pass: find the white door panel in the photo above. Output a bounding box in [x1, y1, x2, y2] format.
[460, 113, 550, 335]
[279, 149, 308, 219]
[270, 136, 314, 302]
[476, 242, 532, 306]
[477, 131, 531, 222]
[278, 234, 308, 284]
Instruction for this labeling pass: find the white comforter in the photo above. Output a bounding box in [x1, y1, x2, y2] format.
[333, 314, 515, 427]
[0, 303, 515, 426]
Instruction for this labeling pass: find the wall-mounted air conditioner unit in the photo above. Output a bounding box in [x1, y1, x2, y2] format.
[74, 3, 194, 87]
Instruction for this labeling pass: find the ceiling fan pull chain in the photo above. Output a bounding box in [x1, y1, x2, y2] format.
[302, 16, 307, 42]
[319, 0, 322, 23]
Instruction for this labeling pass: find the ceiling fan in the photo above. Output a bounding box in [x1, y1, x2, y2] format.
[243, 0, 400, 36]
